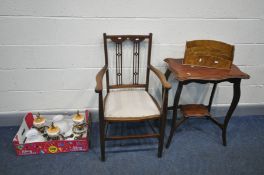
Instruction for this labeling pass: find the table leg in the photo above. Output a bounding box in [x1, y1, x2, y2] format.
[208, 83, 217, 112]
[222, 79, 241, 146]
[166, 82, 183, 148]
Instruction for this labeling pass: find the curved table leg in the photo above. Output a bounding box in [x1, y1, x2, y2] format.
[222, 79, 241, 146]
[166, 81, 183, 148]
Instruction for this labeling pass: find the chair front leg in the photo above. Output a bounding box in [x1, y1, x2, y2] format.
[158, 88, 169, 157]
[98, 92, 106, 161]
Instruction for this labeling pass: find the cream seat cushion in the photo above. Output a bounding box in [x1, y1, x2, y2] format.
[104, 90, 160, 119]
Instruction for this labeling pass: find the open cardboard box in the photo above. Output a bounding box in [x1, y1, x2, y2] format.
[13, 110, 91, 156]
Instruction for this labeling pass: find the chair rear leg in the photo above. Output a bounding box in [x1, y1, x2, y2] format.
[158, 115, 166, 157]
[158, 88, 169, 157]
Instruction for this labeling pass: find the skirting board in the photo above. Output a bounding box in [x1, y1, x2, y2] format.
[0, 104, 263, 126]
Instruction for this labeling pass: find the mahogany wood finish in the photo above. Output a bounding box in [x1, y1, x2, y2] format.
[164, 57, 249, 148]
[184, 40, 234, 69]
[149, 65, 171, 89]
[95, 33, 171, 161]
[165, 59, 249, 81]
[95, 65, 107, 93]
[109, 84, 146, 89]
[180, 104, 210, 117]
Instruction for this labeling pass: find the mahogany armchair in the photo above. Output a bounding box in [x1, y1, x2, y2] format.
[95, 33, 171, 161]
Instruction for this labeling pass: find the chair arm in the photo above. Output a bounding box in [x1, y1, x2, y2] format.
[95, 65, 108, 93]
[149, 65, 171, 89]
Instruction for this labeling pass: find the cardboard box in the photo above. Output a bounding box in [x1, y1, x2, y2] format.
[13, 110, 91, 156]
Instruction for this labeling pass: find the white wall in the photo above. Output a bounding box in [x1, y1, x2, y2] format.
[0, 0, 263, 114]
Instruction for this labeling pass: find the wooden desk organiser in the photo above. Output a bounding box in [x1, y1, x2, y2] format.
[183, 40, 234, 69]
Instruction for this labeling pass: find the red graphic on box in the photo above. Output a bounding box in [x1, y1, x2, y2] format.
[13, 111, 90, 156]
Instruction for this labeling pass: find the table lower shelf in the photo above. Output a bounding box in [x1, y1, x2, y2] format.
[180, 104, 210, 118]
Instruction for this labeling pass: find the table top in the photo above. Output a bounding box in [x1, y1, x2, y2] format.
[164, 58, 250, 81]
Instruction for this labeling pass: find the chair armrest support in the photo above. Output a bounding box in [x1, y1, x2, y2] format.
[95, 65, 108, 93]
[149, 65, 171, 89]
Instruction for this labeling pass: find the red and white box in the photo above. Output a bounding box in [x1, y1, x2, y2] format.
[13, 110, 91, 156]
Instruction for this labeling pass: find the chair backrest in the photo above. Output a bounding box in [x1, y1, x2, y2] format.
[183, 40, 234, 69]
[103, 33, 152, 92]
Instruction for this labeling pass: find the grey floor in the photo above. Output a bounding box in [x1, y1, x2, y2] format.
[1, 116, 264, 175]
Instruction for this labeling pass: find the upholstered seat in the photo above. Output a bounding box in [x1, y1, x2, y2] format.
[104, 90, 160, 120]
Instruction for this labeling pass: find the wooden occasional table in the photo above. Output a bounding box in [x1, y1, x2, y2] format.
[164, 58, 250, 148]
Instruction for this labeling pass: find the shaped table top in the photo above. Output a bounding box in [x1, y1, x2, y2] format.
[164, 58, 250, 81]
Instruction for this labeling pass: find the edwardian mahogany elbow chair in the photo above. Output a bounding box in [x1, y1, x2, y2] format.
[95, 33, 171, 161]
[164, 40, 249, 148]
